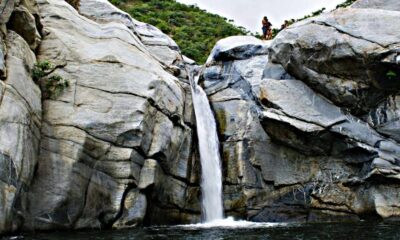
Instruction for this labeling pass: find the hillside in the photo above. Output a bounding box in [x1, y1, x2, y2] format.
[110, 0, 249, 63]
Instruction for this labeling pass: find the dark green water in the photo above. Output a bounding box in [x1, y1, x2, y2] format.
[4, 221, 400, 240]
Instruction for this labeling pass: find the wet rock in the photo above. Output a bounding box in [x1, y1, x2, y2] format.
[113, 190, 147, 228]
[372, 185, 400, 219]
[367, 95, 400, 142]
[138, 159, 159, 190]
[308, 210, 360, 222]
[144, 163, 194, 224]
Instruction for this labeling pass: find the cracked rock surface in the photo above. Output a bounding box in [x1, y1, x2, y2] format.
[1, 0, 400, 234]
[0, 0, 41, 234]
[23, 0, 199, 231]
[202, 1, 400, 222]
[269, 5, 400, 114]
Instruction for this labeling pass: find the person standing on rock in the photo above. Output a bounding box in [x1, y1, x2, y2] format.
[280, 20, 289, 30]
[262, 16, 272, 40]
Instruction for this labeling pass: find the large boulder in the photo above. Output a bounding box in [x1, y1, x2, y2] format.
[79, 0, 195, 124]
[203, 32, 400, 222]
[7, 5, 41, 50]
[79, 0, 184, 71]
[269, 5, 400, 114]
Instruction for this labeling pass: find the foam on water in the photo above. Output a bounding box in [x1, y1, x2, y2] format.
[177, 217, 292, 229]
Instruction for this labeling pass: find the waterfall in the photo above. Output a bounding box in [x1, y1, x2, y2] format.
[188, 67, 224, 222]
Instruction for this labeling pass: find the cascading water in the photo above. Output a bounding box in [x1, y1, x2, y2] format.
[188, 67, 224, 222]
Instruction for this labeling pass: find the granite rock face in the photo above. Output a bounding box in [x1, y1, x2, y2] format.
[79, 0, 185, 74]
[269, 4, 400, 114]
[202, 1, 400, 222]
[22, 0, 198, 231]
[1, 0, 400, 234]
[0, 0, 42, 234]
[0, 0, 201, 233]
[352, 0, 400, 11]
[0, 32, 41, 233]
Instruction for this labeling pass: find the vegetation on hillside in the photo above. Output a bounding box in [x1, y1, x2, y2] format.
[109, 0, 357, 63]
[335, 0, 357, 9]
[110, 0, 248, 63]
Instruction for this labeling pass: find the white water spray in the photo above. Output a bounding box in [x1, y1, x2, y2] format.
[189, 67, 224, 222]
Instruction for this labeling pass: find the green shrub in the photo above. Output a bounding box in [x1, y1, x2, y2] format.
[336, 0, 357, 9]
[387, 70, 398, 80]
[32, 60, 52, 81]
[32, 60, 70, 98]
[44, 75, 70, 98]
[110, 0, 126, 5]
[115, 0, 248, 63]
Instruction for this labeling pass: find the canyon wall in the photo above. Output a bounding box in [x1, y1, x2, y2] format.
[0, 0, 399, 234]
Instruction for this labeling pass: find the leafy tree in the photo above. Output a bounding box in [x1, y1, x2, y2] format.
[111, 0, 248, 63]
[336, 0, 357, 9]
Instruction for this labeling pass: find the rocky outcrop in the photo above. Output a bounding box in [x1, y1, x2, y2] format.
[1, 0, 400, 234]
[0, 0, 42, 234]
[352, 0, 400, 11]
[22, 0, 199, 231]
[0, 31, 41, 234]
[0, 0, 200, 234]
[202, 0, 400, 222]
[269, 4, 400, 114]
[79, 0, 196, 125]
[367, 95, 400, 142]
[7, 4, 41, 50]
[78, 0, 186, 75]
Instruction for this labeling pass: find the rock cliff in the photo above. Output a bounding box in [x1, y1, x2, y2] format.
[203, 0, 400, 221]
[0, 0, 399, 234]
[0, 0, 200, 233]
[0, 0, 42, 233]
